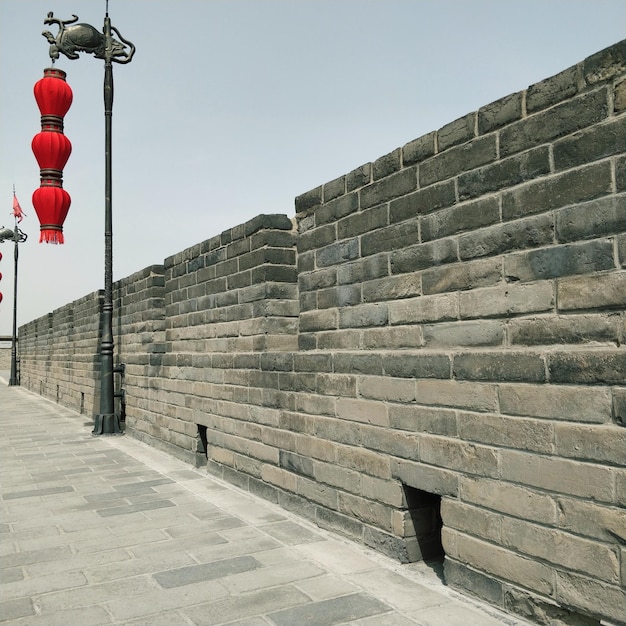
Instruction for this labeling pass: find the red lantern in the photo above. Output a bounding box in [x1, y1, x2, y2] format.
[31, 131, 72, 172]
[32, 68, 73, 244]
[32, 186, 71, 244]
[33, 68, 73, 118]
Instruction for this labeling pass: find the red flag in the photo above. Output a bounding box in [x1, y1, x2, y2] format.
[12, 193, 24, 223]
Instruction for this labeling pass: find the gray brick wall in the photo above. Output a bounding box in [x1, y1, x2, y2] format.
[17, 39, 626, 626]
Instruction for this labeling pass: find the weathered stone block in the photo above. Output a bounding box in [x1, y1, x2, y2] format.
[504, 239, 614, 282]
[420, 135, 497, 187]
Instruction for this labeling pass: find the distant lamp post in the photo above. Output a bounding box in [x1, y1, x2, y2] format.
[0, 191, 28, 386]
[37, 4, 135, 434]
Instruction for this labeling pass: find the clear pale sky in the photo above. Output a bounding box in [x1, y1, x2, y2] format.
[0, 0, 624, 335]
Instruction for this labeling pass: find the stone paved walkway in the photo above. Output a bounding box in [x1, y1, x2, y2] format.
[0, 376, 532, 625]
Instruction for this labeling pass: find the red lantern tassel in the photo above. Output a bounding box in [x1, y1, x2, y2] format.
[39, 227, 65, 244]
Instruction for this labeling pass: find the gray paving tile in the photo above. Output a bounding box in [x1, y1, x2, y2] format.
[0, 566, 24, 583]
[0, 597, 34, 621]
[96, 499, 176, 517]
[267, 592, 392, 626]
[154, 555, 262, 589]
[259, 520, 325, 545]
[183, 585, 310, 625]
[2, 485, 75, 500]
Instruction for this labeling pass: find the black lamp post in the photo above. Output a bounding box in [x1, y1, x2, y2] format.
[41, 5, 135, 434]
[0, 207, 27, 386]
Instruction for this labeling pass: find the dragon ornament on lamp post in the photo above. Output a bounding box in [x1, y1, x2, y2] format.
[39, 4, 135, 434]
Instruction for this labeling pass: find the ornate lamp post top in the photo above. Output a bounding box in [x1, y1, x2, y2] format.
[42, 11, 135, 64]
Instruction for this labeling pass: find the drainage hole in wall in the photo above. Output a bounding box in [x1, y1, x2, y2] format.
[401, 484, 444, 570]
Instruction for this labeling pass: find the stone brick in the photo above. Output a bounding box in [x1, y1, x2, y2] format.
[548, 350, 626, 385]
[458, 146, 551, 201]
[502, 518, 620, 583]
[459, 213, 555, 261]
[500, 88, 609, 158]
[390, 238, 457, 275]
[299, 309, 337, 332]
[362, 274, 421, 302]
[452, 531, 555, 596]
[555, 570, 626, 625]
[346, 162, 371, 192]
[556, 195, 626, 243]
[323, 175, 346, 202]
[614, 387, 626, 426]
[437, 112, 476, 151]
[414, 379, 498, 412]
[316, 239, 359, 268]
[295, 185, 322, 214]
[318, 284, 361, 309]
[445, 559, 504, 607]
[373, 148, 402, 180]
[296, 475, 338, 509]
[583, 39, 626, 85]
[336, 397, 388, 427]
[402, 132, 436, 165]
[453, 352, 546, 383]
[441, 500, 502, 543]
[478, 92, 523, 134]
[388, 405, 457, 436]
[391, 458, 459, 496]
[419, 135, 497, 187]
[337, 446, 391, 479]
[559, 272, 626, 313]
[500, 449, 615, 501]
[527, 65, 579, 113]
[459, 282, 554, 319]
[315, 459, 361, 492]
[556, 496, 626, 543]
[338, 303, 388, 328]
[299, 267, 337, 292]
[361, 220, 420, 257]
[382, 352, 450, 379]
[362, 475, 405, 507]
[337, 254, 388, 285]
[555, 423, 626, 465]
[422, 320, 505, 348]
[315, 192, 359, 227]
[419, 436, 499, 478]
[337, 204, 387, 240]
[359, 167, 417, 210]
[509, 313, 621, 347]
[360, 425, 420, 461]
[338, 492, 393, 531]
[333, 352, 383, 375]
[389, 181, 456, 223]
[422, 196, 500, 242]
[422, 258, 502, 295]
[298, 223, 336, 253]
[554, 117, 626, 170]
[504, 239, 614, 282]
[502, 160, 612, 221]
[619, 233, 626, 270]
[457, 412, 554, 454]
[362, 325, 423, 349]
[317, 329, 360, 350]
[498, 383, 612, 423]
[316, 506, 363, 540]
[615, 78, 626, 112]
[389, 293, 458, 325]
[279, 450, 315, 478]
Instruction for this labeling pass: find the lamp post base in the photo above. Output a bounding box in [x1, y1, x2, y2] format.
[92, 413, 123, 436]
